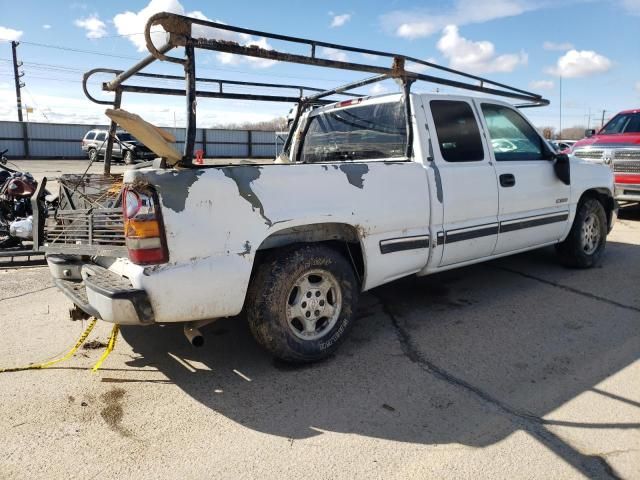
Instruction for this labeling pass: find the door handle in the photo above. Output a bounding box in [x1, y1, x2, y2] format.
[500, 173, 516, 187]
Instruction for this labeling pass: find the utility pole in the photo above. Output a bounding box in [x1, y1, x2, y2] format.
[558, 75, 562, 140]
[601, 110, 606, 129]
[11, 41, 29, 158]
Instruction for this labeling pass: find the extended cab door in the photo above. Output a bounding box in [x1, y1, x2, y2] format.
[425, 97, 499, 266]
[476, 101, 570, 254]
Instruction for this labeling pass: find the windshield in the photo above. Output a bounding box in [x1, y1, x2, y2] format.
[116, 133, 136, 142]
[300, 100, 407, 162]
[600, 113, 640, 134]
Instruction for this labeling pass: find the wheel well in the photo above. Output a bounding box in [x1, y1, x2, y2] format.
[254, 223, 365, 281]
[579, 188, 615, 229]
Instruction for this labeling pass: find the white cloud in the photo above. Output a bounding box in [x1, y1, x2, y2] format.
[0, 82, 11, 90]
[0, 88, 283, 126]
[322, 47, 349, 62]
[437, 25, 527, 74]
[530, 79, 554, 90]
[543, 41, 573, 51]
[330, 13, 351, 28]
[0, 26, 23, 41]
[382, 0, 539, 39]
[406, 58, 437, 73]
[74, 15, 107, 39]
[546, 49, 612, 78]
[42, 24, 52, 30]
[369, 83, 388, 95]
[621, 0, 640, 15]
[114, 0, 276, 68]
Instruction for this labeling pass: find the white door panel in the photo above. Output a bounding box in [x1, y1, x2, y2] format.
[422, 95, 499, 266]
[476, 101, 570, 254]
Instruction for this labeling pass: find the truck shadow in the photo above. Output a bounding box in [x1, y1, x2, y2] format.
[120, 240, 639, 475]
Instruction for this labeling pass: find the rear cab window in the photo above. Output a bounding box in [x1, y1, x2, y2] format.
[299, 96, 407, 163]
[95, 132, 107, 142]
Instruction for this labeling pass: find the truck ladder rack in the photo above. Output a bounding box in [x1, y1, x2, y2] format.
[82, 11, 549, 170]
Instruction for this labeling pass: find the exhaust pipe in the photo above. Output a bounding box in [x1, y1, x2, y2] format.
[184, 325, 204, 347]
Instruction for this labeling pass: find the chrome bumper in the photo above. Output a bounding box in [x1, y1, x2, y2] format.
[615, 184, 640, 202]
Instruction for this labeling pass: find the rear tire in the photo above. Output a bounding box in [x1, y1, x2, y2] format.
[246, 244, 359, 363]
[556, 198, 607, 268]
[88, 148, 98, 162]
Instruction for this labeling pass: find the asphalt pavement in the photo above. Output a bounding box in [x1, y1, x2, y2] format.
[0, 160, 638, 479]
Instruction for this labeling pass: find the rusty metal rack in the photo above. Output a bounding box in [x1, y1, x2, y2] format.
[38, 174, 127, 255]
[82, 11, 549, 172]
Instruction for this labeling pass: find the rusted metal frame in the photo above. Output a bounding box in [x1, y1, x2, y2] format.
[115, 84, 332, 104]
[30, 177, 47, 251]
[103, 89, 122, 175]
[302, 73, 391, 104]
[402, 77, 416, 159]
[144, 12, 546, 105]
[104, 43, 174, 92]
[130, 72, 362, 97]
[183, 41, 197, 165]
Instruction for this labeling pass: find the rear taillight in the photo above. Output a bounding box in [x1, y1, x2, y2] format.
[122, 187, 168, 265]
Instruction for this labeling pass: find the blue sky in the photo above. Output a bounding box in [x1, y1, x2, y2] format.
[0, 0, 638, 130]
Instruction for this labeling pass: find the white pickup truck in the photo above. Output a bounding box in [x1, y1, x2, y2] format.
[40, 13, 616, 363]
[44, 92, 616, 363]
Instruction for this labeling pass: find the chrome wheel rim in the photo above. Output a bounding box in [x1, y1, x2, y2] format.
[581, 212, 601, 255]
[285, 269, 342, 341]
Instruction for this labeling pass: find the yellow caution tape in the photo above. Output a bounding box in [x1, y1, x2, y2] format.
[91, 324, 120, 373]
[0, 319, 98, 373]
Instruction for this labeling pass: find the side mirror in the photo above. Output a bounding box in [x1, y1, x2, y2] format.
[554, 153, 571, 185]
[584, 129, 596, 138]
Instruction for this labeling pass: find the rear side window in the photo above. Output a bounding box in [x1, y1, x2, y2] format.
[85, 132, 96, 140]
[430, 100, 484, 162]
[300, 101, 407, 163]
[481, 104, 544, 161]
[95, 132, 106, 142]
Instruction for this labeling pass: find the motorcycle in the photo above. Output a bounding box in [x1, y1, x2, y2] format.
[0, 149, 57, 249]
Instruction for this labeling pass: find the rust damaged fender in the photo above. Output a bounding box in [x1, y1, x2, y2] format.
[122, 162, 430, 323]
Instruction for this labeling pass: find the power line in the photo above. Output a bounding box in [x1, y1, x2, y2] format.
[19, 40, 141, 60]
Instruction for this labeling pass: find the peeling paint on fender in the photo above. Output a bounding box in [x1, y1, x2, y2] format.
[338, 164, 369, 189]
[221, 166, 273, 226]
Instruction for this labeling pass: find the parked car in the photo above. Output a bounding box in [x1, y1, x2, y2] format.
[551, 140, 576, 152]
[81, 129, 156, 164]
[46, 93, 616, 363]
[572, 108, 640, 202]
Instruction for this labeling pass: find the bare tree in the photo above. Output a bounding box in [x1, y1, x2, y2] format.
[559, 126, 587, 140]
[537, 126, 556, 139]
[209, 117, 287, 131]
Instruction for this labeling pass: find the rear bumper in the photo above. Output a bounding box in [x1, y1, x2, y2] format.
[49, 256, 154, 325]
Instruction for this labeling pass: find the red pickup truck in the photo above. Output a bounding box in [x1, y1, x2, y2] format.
[572, 108, 640, 202]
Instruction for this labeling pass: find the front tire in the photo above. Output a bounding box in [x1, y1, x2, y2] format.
[556, 198, 607, 268]
[246, 244, 359, 363]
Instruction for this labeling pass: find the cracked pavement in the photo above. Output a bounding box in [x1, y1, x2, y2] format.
[0, 161, 639, 479]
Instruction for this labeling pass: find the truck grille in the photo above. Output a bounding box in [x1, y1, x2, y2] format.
[573, 149, 604, 160]
[614, 149, 640, 160]
[614, 161, 640, 174]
